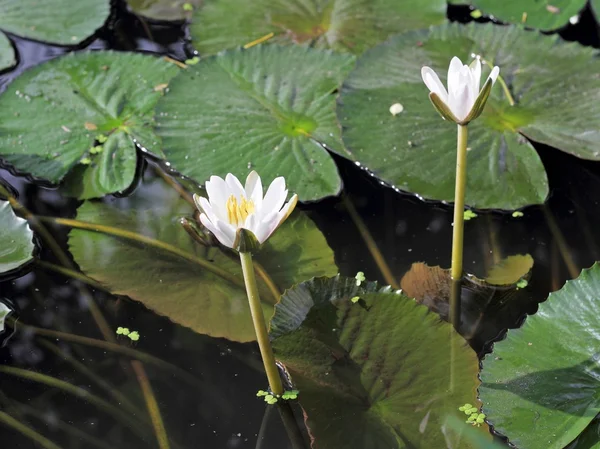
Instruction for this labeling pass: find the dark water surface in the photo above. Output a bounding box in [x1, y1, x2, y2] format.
[1, 1, 600, 448]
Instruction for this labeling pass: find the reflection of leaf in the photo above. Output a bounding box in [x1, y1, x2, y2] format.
[68, 176, 337, 342]
[480, 263, 600, 449]
[339, 23, 600, 209]
[0, 201, 35, 275]
[0, 52, 180, 199]
[190, 0, 447, 56]
[156, 44, 355, 202]
[449, 0, 586, 31]
[400, 260, 531, 339]
[0, 0, 109, 45]
[271, 275, 481, 449]
[0, 301, 11, 332]
[483, 254, 533, 286]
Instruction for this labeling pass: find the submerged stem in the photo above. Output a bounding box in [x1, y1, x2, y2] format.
[0, 411, 63, 449]
[239, 251, 284, 395]
[450, 124, 468, 328]
[342, 195, 399, 289]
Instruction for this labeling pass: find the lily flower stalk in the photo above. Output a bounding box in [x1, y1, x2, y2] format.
[421, 56, 499, 327]
[193, 171, 298, 396]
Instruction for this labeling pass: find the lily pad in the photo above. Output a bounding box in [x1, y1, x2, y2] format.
[156, 44, 356, 202]
[271, 275, 483, 449]
[484, 254, 533, 286]
[0, 51, 180, 199]
[0, 0, 110, 45]
[68, 176, 337, 342]
[190, 0, 448, 56]
[450, 0, 586, 31]
[0, 32, 15, 71]
[480, 263, 600, 449]
[0, 200, 34, 275]
[339, 23, 600, 209]
[126, 0, 201, 21]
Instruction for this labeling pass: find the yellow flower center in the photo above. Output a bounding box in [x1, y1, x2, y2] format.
[226, 194, 255, 226]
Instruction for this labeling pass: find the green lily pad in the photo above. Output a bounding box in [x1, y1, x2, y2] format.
[0, 200, 35, 275]
[126, 0, 201, 21]
[156, 44, 355, 202]
[0, 32, 15, 71]
[0, 0, 110, 45]
[0, 51, 180, 199]
[593, 0, 600, 22]
[190, 0, 447, 56]
[480, 263, 600, 448]
[450, 0, 586, 31]
[271, 275, 482, 448]
[339, 22, 600, 209]
[68, 175, 337, 342]
[566, 417, 600, 449]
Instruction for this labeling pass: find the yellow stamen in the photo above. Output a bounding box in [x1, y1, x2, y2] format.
[226, 194, 255, 226]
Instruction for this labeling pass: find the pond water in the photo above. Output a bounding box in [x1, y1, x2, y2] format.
[1, 2, 600, 449]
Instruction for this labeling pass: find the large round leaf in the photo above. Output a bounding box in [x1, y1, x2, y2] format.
[68, 176, 337, 342]
[0, 32, 15, 71]
[126, 0, 201, 21]
[271, 275, 483, 449]
[450, 0, 586, 31]
[190, 0, 447, 56]
[480, 263, 600, 448]
[339, 23, 600, 209]
[156, 44, 355, 202]
[0, 0, 110, 45]
[0, 200, 34, 275]
[0, 51, 180, 199]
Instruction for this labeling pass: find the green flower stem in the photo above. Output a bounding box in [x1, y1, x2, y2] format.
[239, 251, 284, 396]
[450, 124, 468, 327]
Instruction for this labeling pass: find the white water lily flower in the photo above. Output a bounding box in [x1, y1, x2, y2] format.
[421, 56, 499, 124]
[193, 171, 298, 250]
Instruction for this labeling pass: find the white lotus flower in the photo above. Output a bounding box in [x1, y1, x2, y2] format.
[193, 171, 298, 250]
[421, 56, 499, 124]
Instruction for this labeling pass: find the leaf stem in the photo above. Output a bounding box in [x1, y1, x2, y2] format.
[0, 411, 63, 449]
[450, 124, 468, 327]
[239, 251, 284, 395]
[342, 194, 399, 289]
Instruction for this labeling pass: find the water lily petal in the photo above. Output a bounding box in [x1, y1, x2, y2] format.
[215, 219, 237, 248]
[488, 66, 500, 85]
[449, 82, 471, 121]
[470, 58, 482, 95]
[200, 214, 233, 247]
[447, 56, 463, 95]
[195, 194, 221, 225]
[262, 177, 287, 218]
[245, 170, 263, 209]
[225, 173, 245, 201]
[421, 67, 448, 104]
[205, 175, 230, 221]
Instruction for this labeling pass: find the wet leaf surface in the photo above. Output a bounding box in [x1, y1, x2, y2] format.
[0, 200, 34, 275]
[0, 52, 180, 199]
[68, 175, 337, 342]
[339, 23, 600, 209]
[271, 275, 484, 449]
[190, 0, 447, 56]
[480, 263, 600, 448]
[156, 45, 355, 201]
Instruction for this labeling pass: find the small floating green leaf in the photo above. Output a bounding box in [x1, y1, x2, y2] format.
[464, 210, 478, 221]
